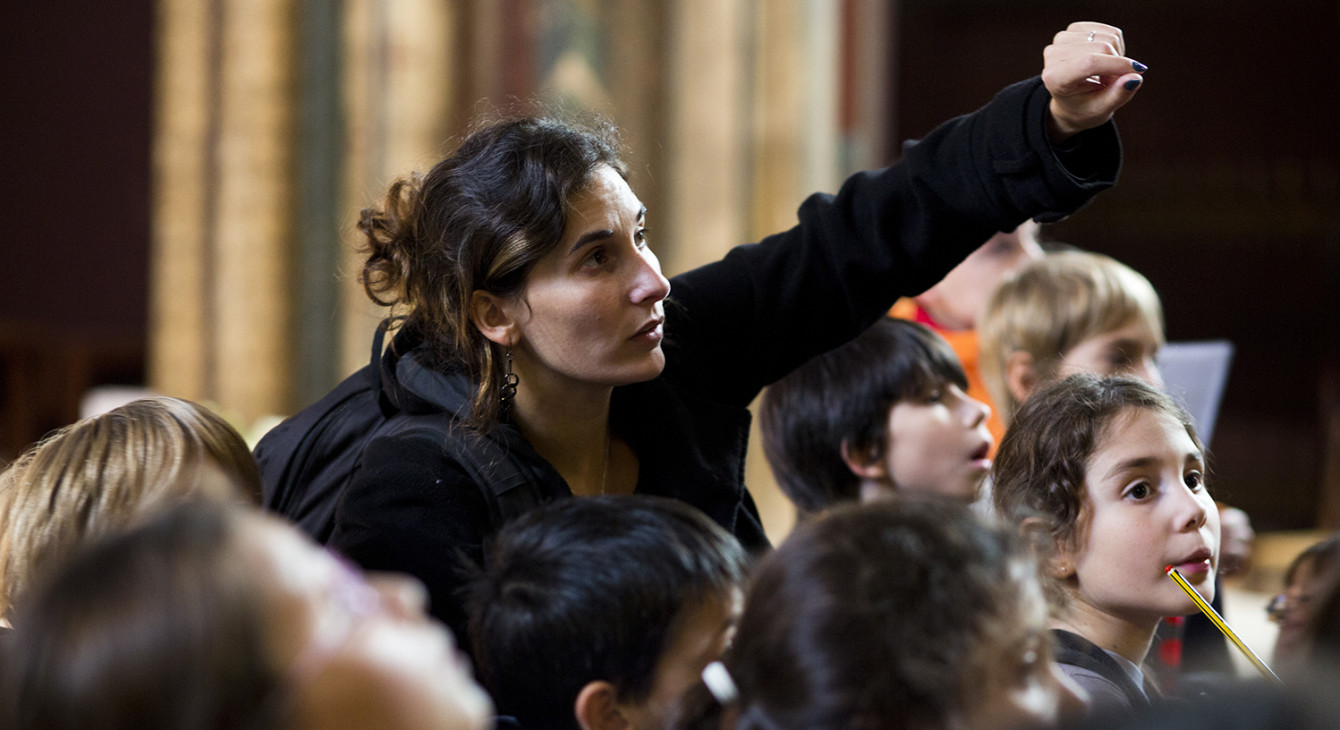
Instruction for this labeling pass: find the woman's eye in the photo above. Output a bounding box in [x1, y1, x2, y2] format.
[585, 248, 609, 267]
[1184, 471, 1204, 490]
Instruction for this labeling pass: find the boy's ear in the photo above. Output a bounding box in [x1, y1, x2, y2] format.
[574, 681, 629, 730]
[840, 438, 887, 480]
[469, 290, 519, 347]
[1005, 351, 1038, 406]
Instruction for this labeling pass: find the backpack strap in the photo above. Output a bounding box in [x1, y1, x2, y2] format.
[372, 415, 541, 531]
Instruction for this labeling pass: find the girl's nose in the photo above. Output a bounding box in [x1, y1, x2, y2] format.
[368, 572, 429, 620]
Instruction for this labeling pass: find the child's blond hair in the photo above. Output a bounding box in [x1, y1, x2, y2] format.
[0, 396, 260, 622]
[978, 250, 1164, 427]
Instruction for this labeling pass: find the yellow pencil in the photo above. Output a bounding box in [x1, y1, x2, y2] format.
[1165, 566, 1281, 684]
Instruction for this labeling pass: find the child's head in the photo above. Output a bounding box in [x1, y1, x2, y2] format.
[760, 318, 992, 515]
[466, 495, 749, 730]
[0, 396, 261, 622]
[978, 250, 1165, 427]
[1271, 533, 1340, 670]
[992, 374, 1220, 624]
[670, 497, 1083, 730]
[4, 501, 492, 730]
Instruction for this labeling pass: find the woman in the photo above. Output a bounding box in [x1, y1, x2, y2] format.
[2, 502, 492, 730]
[326, 22, 1143, 638]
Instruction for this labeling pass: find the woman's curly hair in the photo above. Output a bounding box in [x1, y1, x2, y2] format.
[358, 114, 626, 431]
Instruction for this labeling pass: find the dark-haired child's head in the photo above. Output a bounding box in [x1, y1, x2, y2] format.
[675, 497, 1081, 730]
[3, 502, 492, 730]
[992, 374, 1220, 629]
[466, 495, 749, 730]
[760, 318, 993, 516]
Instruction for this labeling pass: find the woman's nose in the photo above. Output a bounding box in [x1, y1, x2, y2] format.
[630, 246, 671, 305]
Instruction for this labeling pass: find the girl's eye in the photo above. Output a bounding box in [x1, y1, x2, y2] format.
[1184, 471, 1204, 490]
[925, 389, 943, 403]
[1125, 482, 1153, 501]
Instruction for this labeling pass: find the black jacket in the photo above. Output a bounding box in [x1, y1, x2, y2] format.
[328, 76, 1122, 640]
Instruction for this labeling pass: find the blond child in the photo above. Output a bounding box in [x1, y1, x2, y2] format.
[0, 396, 260, 623]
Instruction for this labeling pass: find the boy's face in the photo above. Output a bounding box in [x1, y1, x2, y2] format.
[617, 588, 741, 730]
[1063, 407, 1220, 627]
[1057, 317, 1163, 387]
[960, 577, 1087, 730]
[876, 382, 994, 501]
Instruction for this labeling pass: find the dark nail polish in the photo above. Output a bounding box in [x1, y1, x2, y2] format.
[1124, 78, 1142, 91]
[1132, 61, 1148, 73]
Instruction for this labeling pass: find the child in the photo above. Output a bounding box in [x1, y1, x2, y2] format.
[0, 396, 261, 624]
[977, 250, 1165, 430]
[992, 374, 1221, 715]
[1270, 532, 1340, 674]
[465, 495, 748, 730]
[759, 317, 993, 518]
[668, 496, 1085, 730]
[3, 501, 493, 730]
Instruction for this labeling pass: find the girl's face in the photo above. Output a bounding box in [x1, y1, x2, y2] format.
[243, 516, 493, 730]
[504, 165, 672, 395]
[1063, 407, 1220, 625]
[1273, 556, 1322, 666]
[877, 382, 994, 501]
[1057, 317, 1163, 387]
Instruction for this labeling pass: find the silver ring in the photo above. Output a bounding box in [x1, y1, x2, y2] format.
[1087, 31, 1096, 42]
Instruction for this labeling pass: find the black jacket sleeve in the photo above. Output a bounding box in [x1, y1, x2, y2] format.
[663, 76, 1120, 407]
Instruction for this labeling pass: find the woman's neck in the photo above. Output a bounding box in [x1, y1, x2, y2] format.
[509, 373, 617, 497]
[1051, 598, 1162, 665]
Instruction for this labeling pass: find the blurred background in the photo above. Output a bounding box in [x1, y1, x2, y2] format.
[2, 1, 1337, 553]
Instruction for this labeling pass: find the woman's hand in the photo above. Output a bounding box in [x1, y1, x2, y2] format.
[1042, 22, 1146, 143]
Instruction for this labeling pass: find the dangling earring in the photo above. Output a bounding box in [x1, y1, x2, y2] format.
[500, 348, 519, 405]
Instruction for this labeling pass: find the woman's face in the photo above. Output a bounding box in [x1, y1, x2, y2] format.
[1063, 407, 1220, 626]
[242, 516, 493, 730]
[504, 164, 672, 395]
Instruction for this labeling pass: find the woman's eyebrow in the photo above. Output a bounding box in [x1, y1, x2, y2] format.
[568, 229, 614, 254]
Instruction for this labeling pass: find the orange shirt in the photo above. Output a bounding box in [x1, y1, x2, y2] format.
[889, 299, 1005, 455]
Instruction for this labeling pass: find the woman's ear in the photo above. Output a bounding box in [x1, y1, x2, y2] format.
[470, 290, 518, 347]
[574, 681, 629, 730]
[1005, 351, 1038, 406]
[840, 438, 887, 480]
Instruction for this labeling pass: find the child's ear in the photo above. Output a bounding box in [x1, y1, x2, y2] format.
[840, 438, 887, 480]
[573, 681, 629, 730]
[1020, 516, 1077, 580]
[1005, 351, 1038, 405]
[469, 290, 519, 347]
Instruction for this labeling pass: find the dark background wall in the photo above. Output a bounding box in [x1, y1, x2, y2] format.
[894, 0, 1340, 530]
[0, 1, 153, 457]
[2, 1, 1336, 532]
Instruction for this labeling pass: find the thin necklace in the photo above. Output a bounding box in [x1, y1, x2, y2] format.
[599, 430, 611, 495]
